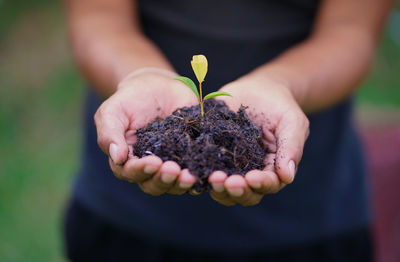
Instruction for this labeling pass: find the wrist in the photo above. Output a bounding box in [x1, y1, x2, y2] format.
[118, 67, 178, 90]
[240, 65, 309, 107]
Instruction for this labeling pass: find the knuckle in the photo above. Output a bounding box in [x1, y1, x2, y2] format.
[257, 188, 271, 195]
[149, 191, 163, 196]
[210, 193, 228, 203]
[168, 189, 184, 195]
[132, 172, 151, 183]
[241, 201, 253, 207]
[303, 118, 310, 133]
[94, 111, 100, 124]
[140, 186, 152, 195]
[96, 102, 116, 120]
[96, 135, 108, 152]
[116, 172, 137, 184]
[157, 181, 172, 191]
[174, 190, 187, 195]
[269, 187, 280, 194]
[112, 172, 124, 181]
[139, 184, 161, 196]
[253, 198, 262, 205]
[240, 195, 258, 207]
[211, 191, 229, 200]
[127, 177, 140, 183]
[94, 104, 108, 123]
[96, 135, 104, 146]
[221, 200, 236, 207]
[167, 184, 183, 195]
[240, 197, 258, 207]
[125, 169, 142, 183]
[303, 115, 310, 127]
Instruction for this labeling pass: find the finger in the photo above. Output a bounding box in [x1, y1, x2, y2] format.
[167, 169, 197, 195]
[262, 129, 277, 153]
[245, 170, 286, 194]
[209, 171, 228, 193]
[224, 175, 263, 207]
[139, 161, 181, 196]
[274, 110, 309, 184]
[125, 130, 137, 145]
[94, 100, 130, 165]
[208, 171, 236, 206]
[209, 190, 236, 206]
[120, 155, 162, 183]
[109, 157, 128, 181]
[127, 145, 135, 159]
[264, 153, 276, 172]
[166, 180, 187, 195]
[178, 169, 197, 189]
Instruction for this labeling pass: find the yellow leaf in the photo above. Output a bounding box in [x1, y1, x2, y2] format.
[191, 54, 208, 84]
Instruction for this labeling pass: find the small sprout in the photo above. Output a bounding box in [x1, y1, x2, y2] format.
[191, 54, 208, 84]
[174, 54, 232, 117]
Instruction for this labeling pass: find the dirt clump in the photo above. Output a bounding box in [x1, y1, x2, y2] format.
[134, 99, 267, 193]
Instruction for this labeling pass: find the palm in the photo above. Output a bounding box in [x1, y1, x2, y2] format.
[96, 72, 199, 197]
[217, 81, 296, 158]
[113, 75, 198, 145]
[207, 78, 309, 206]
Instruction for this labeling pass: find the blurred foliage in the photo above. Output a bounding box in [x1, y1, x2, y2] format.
[0, 1, 83, 261]
[0, 0, 54, 37]
[0, 0, 399, 261]
[0, 67, 82, 262]
[357, 32, 400, 107]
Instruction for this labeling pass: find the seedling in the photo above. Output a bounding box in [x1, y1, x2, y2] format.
[174, 55, 232, 117]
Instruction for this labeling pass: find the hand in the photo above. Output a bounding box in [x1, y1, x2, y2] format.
[95, 69, 198, 196]
[209, 75, 310, 206]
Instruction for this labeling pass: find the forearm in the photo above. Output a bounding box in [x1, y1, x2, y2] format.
[65, 0, 173, 97]
[246, 27, 375, 113]
[241, 0, 393, 113]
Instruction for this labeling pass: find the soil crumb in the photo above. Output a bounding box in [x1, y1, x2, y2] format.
[134, 99, 267, 193]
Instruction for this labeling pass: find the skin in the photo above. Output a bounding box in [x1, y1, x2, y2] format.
[94, 73, 199, 194]
[65, 0, 393, 206]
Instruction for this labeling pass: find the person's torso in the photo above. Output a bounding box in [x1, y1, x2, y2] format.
[73, 0, 370, 251]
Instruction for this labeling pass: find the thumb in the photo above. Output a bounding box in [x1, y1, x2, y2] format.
[94, 103, 129, 165]
[274, 110, 309, 184]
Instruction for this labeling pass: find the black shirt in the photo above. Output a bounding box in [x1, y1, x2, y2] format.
[72, 0, 370, 251]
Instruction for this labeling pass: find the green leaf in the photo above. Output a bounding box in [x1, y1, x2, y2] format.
[174, 76, 200, 101]
[203, 91, 232, 100]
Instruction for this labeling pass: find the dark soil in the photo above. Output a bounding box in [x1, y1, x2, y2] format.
[133, 99, 267, 194]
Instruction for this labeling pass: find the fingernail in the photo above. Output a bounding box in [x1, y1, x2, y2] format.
[144, 165, 158, 174]
[288, 160, 296, 183]
[212, 183, 224, 193]
[109, 143, 119, 164]
[229, 188, 244, 197]
[179, 182, 192, 189]
[161, 173, 176, 184]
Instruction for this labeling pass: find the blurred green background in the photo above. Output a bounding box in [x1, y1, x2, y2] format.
[0, 1, 399, 261]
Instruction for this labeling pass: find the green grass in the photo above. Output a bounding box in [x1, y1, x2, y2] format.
[0, 1, 399, 262]
[0, 0, 54, 37]
[357, 33, 400, 107]
[0, 64, 83, 261]
[0, 2, 84, 261]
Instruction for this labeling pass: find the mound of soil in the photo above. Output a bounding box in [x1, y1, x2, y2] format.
[133, 99, 267, 193]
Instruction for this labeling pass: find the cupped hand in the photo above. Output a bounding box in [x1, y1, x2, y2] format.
[209, 76, 310, 206]
[95, 69, 198, 196]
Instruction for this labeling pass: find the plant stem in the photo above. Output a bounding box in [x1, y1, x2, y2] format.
[199, 82, 204, 117]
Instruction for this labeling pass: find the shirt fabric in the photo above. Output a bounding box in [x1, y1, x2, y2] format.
[72, 0, 371, 252]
